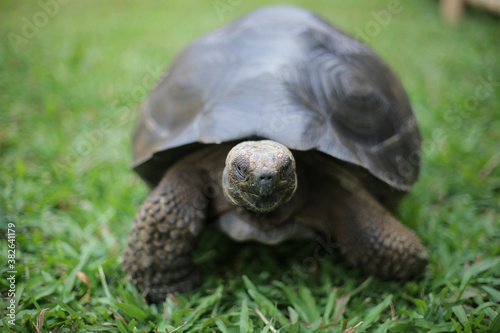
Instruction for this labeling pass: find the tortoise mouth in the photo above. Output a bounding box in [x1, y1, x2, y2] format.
[239, 185, 295, 213]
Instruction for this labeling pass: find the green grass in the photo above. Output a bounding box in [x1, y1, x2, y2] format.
[1, 0, 499, 332]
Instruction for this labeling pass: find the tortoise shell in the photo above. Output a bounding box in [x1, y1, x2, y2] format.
[132, 5, 421, 192]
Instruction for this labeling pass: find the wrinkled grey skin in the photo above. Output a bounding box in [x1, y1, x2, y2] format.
[223, 140, 297, 214]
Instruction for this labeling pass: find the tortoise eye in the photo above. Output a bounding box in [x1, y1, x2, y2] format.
[233, 162, 248, 180]
[280, 159, 293, 180]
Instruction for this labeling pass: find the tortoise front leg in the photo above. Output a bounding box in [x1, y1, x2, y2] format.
[123, 166, 207, 303]
[326, 184, 428, 280]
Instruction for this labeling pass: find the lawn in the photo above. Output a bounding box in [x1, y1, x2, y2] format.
[1, 0, 499, 332]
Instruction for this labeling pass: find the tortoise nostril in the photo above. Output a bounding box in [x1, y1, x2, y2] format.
[259, 174, 274, 181]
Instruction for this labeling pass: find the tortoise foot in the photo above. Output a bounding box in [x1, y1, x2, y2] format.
[141, 269, 201, 304]
[343, 218, 429, 280]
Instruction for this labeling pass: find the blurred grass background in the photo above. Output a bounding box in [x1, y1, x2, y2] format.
[0, 0, 499, 332]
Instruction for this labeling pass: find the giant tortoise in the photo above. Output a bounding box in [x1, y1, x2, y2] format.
[123, 5, 428, 303]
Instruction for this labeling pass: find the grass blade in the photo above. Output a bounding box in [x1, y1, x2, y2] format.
[288, 306, 299, 324]
[243, 276, 288, 326]
[361, 295, 393, 328]
[489, 311, 500, 333]
[115, 302, 148, 321]
[333, 292, 350, 323]
[452, 305, 468, 326]
[215, 319, 230, 333]
[482, 286, 500, 302]
[323, 288, 338, 323]
[240, 299, 249, 333]
[299, 285, 319, 321]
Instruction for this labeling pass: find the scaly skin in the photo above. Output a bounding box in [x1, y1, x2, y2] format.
[296, 154, 429, 280]
[327, 185, 428, 280]
[123, 164, 206, 303]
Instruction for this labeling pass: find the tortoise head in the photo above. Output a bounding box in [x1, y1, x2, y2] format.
[222, 140, 297, 214]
